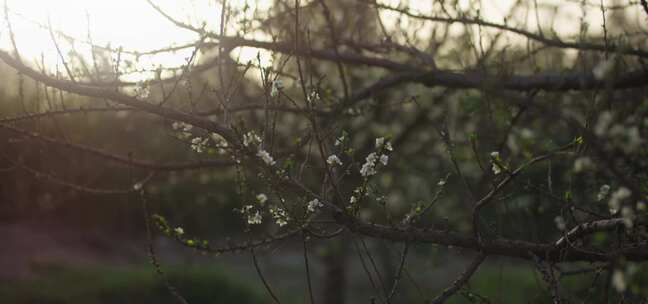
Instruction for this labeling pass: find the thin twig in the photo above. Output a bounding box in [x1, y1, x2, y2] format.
[251, 247, 282, 304]
[302, 232, 316, 304]
[430, 253, 487, 304]
[139, 189, 190, 304]
[386, 242, 409, 301]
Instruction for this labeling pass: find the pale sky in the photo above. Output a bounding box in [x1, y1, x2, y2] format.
[2, 1, 196, 65]
[0, 0, 273, 81]
[0, 0, 637, 82]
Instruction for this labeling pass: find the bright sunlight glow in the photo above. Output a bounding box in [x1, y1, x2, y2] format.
[0, 0, 620, 83]
[0, 0, 273, 82]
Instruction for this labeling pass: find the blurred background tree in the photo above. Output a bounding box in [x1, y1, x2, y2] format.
[0, 0, 647, 303]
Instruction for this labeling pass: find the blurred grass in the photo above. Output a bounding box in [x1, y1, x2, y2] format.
[439, 262, 545, 304]
[453, 263, 548, 303]
[2, 258, 645, 303]
[441, 261, 646, 304]
[0, 262, 265, 304]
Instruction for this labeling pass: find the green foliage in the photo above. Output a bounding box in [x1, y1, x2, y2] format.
[0, 263, 264, 304]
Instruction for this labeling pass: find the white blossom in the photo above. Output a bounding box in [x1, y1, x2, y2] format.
[384, 141, 393, 151]
[608, 126, 643, 153]
[621, 206, 635, 228]
[210, 133, 228, 148]
[490, 152, 504, 175]
[593, 58, 615, 80]
[491, 163, 502, 175]
[573, 157, 593, 173]
[519, 128, 535, 140]
[594, 112, 643, 153]
[623, 126, 643, 153]
[554, 216, 566, 231]
[190, 137, 210, 153]
[172, 121, 193, 132]
[275, 218, 287, 226]
[379, 154, 389, 166]
[270, 79, 284, 97]
[608, 187, 631, 214]
[375, 137, 393, 151]
[375, 137, 385, 149]
[437, 179, 446, 186]
[172, 121, 193, 139]
[349, 196, 357, 204]
[211, 133, 227, 144]
[360, 152, 378, 177]
[243, 131, 262, 147]
[257, 149, 276, 166]
[135, 81, 151, 99]
[256, 193, 268, 205]
[133, 183, 143, 191]
[327, 155, 343, 166]
[307, 91, 320, 104]
[247, 211, 262, 225]
[594, 111, 613, 136]
[596, 184, 611, 201]
[307, 198, 323, 212]
[240, 205, 262, 225]
[174, 227, 184, 235]
[612, 269, 627, 292]
[334, 133, 346, 146]
[269, 206, 289, 226]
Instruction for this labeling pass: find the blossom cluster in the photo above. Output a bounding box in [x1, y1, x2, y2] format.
[190, 137, 210, 153]
[270, 79, 284, 97]
[240, 205, 263, 225]
[573, 157, 594, 173]
[306, 198, 323, 213]
[243, 131, 262, 147]
[307, 90, 320, 105]
[554, 216, 566, 231]
[269, 206, 289, 226]
[172, 121, 229, 154]
[334, 132, 347, 146]
[611, 263, 640, 292]
[256, 193, 268, 205]
[210, 133, 229, 154]
[490, 151, 504, 175]
[134, 81, 151, 99]
[596, 184, 611, 201]
[239, 131, 276, 166]
[237, 193, 296, 227]
[239, 193, 269, 225]
[172, 121, 193, 139]
[326, 155, 342, 167]
[360, 137, 392, 177]
[348, 187, 362, 206]
[256, 149, 276, 166]
[608, 187, 631, 214]
[594, 111, 644, 153]
[241, 130, 276, 166]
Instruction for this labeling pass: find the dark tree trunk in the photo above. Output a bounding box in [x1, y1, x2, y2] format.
[321, 238, 348, 304]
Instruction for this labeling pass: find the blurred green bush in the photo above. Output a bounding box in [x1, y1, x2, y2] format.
[0, 262, 264, 304]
